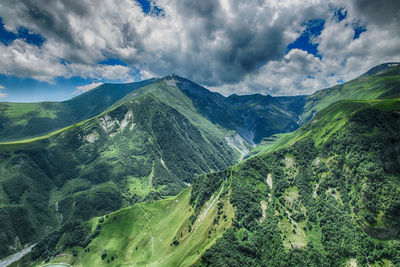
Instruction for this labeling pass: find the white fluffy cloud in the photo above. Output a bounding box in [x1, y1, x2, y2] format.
[0, 0, 399, 95]
[0, 85, 6, 98]
[73, 82, 104, 95]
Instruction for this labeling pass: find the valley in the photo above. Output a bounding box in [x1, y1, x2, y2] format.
[1, 63, 400, 267]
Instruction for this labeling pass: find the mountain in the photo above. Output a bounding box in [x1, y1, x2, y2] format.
[224, 94, 305, 143]
[3, 63, 400, 267]
[199, 98, 400, 266]
[360, 62, 400, 77]
[158, 75, 305, 144]
[0, 78, 244, 258]
[25, 99, 400, 267]
[14, 64, 400, 267]
[0, 79, 157, 142]
[300, 63, 400, 123]
[1, 74, 305, 260]
[0, 75, 306, 145]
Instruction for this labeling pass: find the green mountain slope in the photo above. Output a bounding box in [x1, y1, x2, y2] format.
[0, 88, 240, 258]
[0, 79, 157, 141]
[24, 100, 400, 266]
[28, 186, 234, 267]
[301, 63, 400, 123]
[198, 98, 400, 266]
[158, 75, 305, 144]
[0, 74, 306, 144]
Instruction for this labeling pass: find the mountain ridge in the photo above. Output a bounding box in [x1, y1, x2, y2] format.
[1, 62, 400, 266]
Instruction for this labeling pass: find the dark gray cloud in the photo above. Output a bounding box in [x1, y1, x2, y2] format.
[0, 0, 399, 95]
[351, 0, 400, 26]
[10, 0, 87, 45]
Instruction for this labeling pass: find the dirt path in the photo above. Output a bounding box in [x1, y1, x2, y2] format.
[148, 161, 154, 188]
[138, 205, 155, 258]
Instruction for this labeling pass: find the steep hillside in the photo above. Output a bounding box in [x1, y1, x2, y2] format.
[22, 98, 400, 266]
[160, 75, 305, 144]
[0, 79, 157, 141]
[301, 63, 400, 123]
[0, 91, 239, 258]
[224, 94, 305, 143]
[0, 74, 307, 260]
[27, 185, 234, 267]
[198, 98, 400, 266]
[0, 74, 306, 144]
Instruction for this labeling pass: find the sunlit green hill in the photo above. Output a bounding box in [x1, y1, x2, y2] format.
[301, 63, 400, 123]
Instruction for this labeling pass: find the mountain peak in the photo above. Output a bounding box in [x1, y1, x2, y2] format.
[360, 62, 400, 77]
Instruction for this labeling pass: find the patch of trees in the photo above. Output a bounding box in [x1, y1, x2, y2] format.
[31, 221, 90, 261]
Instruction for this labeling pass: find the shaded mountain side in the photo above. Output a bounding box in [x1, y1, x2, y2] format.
[0, 93, 239, 258]
[301, 64, 400, 124]
[224, 94, 306, 143]
[0, 79, 157, 142]
[159, 75, 305, 144]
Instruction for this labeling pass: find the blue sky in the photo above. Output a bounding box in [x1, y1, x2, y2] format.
[0, 0, 399, 101]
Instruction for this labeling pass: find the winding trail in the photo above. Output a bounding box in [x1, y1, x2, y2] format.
[138, 204, 155, 258]
[0, 244, 36, 267]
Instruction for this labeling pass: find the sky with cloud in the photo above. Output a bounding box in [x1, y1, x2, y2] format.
[0, 0, 399, 101]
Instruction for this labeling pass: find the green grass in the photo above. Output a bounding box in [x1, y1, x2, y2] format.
[250, 98, 400, 157]
[0, 125, 73, 145]
[0, 79, 157, 142]
[1, 102, 60, 124]
[38, 186, 234, 267]
[301, 68, 400, 122]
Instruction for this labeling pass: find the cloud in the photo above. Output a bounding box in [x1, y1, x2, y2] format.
[68, 64, 136, 82]
[349, 0, 400, 27]
[0, 39, 67, 82]
[0, 85, 7, 98]
[73, 82, 103, 95]
[0, 0, 399, 96]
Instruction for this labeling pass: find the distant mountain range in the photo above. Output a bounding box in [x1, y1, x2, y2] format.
[1, 62, 400, 267]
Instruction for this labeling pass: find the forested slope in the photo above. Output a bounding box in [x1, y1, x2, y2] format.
[197, 98, 400, 266]
[0, 91, 238, 258]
